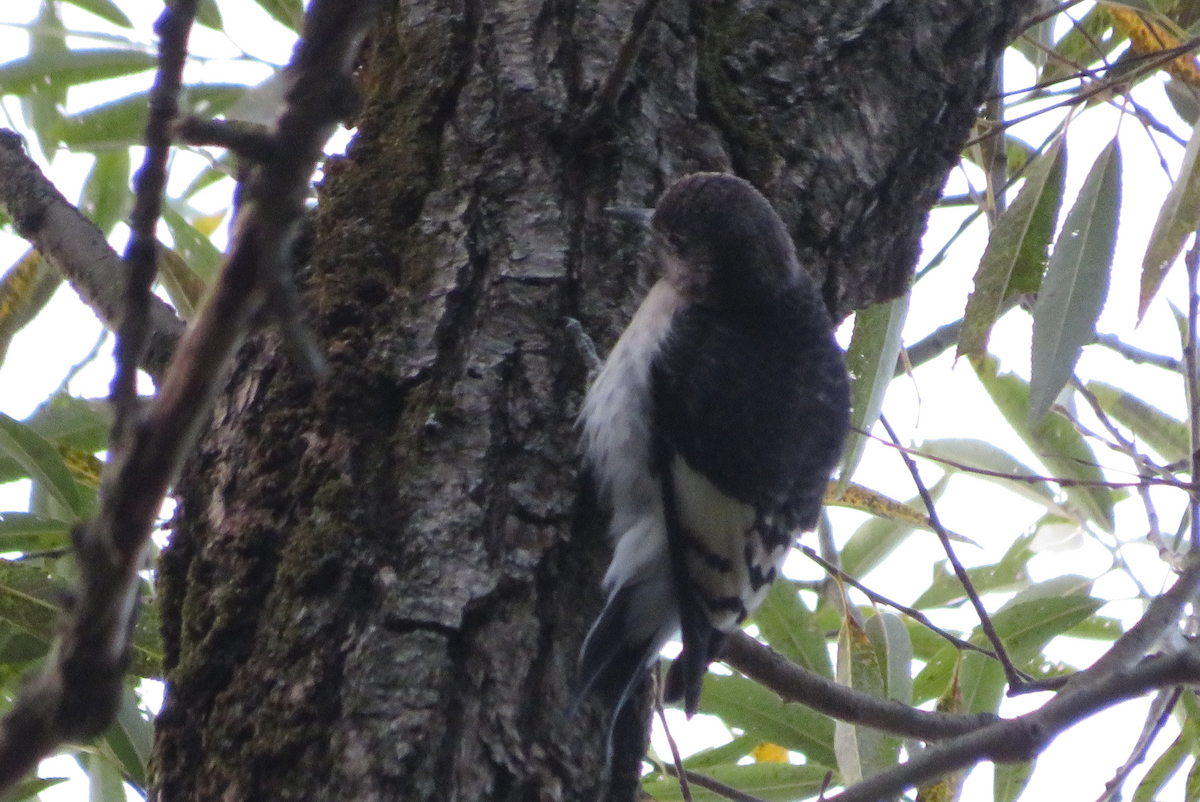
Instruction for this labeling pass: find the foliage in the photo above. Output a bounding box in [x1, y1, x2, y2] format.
[1, 0, 1199, 801]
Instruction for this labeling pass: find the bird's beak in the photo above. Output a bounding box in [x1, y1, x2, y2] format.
[605, 206, 655, 229]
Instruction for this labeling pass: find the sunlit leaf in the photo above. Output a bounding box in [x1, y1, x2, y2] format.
[1104, 3, 1200, 87]
[1030, 139, 1120, 422]
[959, 136, 1066, 358]
[839, 293, 909, 489]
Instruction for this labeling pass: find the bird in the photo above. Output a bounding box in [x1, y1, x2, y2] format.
[574, 172, 851, 744]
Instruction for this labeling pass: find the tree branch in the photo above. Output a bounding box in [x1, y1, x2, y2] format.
[721, 633, 998, 742]
[828, 647, 1200, 802]
[0, 0, 380, 791]
[0, 132, 184, 383]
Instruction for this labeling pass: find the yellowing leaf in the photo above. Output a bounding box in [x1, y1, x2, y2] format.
[1103, 3, 1200, 88]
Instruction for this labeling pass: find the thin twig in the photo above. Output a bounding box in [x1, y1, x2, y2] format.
[659, 764, 770, 802]
[1094, 332, 1182, 372]
[795, 543, 996, 660]
[575, 0, 662, 135]
[1185, 237, 1200, 550]
[1095, 687, 1180, 802]
[877, 415, 1032, 689]
[654, 665, 692, 802]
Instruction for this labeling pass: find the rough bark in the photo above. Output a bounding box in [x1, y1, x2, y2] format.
[151, 1, 1034, 800]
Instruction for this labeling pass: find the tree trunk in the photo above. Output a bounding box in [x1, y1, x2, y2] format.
[150, 1, 1033, 800]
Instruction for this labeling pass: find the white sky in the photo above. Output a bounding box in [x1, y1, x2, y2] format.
[0, 1, 1197, 801]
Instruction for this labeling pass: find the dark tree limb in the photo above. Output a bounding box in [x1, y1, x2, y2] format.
[721, 633, 999, 741]
[0, 0, 379, 792]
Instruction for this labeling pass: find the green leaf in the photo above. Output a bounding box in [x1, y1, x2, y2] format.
[0, 512, 72, 553]
[54, 84, 247, 151]
[754, 580, 833, 679]
[1141, 78, 1200, 321]
[0, 395, 112, 486]
[959, 135, 1066, 358]
[1041, 5, 1119, 84]
[0, 559, 64, 643]
[642, 763, 833, 802]
[0, 777, 69, 802]
[0, 413, 84, 519]
[1063, 614, 1123, 641]
[1134, 724, 1195, 802]
[81, 150, 132, 236]
[104, 685, 152, 790]
[995, 759, 1035, 802]
[194, 0, 224, 30]
[78, 750, 126, 802]
[681, 735, 757, 769]
[254, 0, 304, 31]
[1029, 139, 1120, 423]
[22, 3, 70, 161]
[1086, 380, 1190, 463]
[866, 613, 912, 706]
[989, 592, 1105, 662]
[973, 355, 1116, 532]
[0, 49, 157, 96]
[913, 533, 1033, 609]
[162, 199, 224, 280]
[61, 0, 133, 28]
[917, 437, 1074, 520]
[839, 477, 947, 579]
[838, 292, 909, 488]
[834, 615, 898, 783]
[697, 673, 837, 770]
[957, 650, 1006, 715]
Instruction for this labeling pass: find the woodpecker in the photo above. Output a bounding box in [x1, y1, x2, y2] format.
[575, 172, 851, 736]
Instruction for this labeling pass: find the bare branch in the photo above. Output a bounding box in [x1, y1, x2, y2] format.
[0, 0, 380, 790]
[721, 633, 999, 742]
[0, 132, 184, 383]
